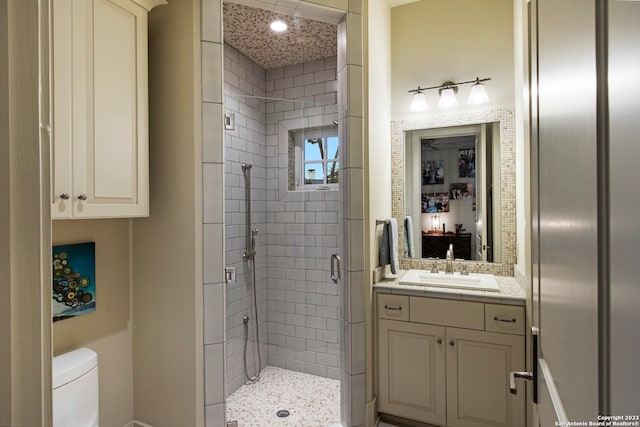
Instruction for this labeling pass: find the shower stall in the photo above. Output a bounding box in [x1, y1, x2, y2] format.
[223, 43, 343, 399]
[203, 1, 367, 426]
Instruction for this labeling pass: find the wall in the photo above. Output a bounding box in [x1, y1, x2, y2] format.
[223, 44, 268, 395]
[391, 0, 514, 119]
[364, 1, 392, 423]
[264, 56, 341, 381]
[0, 1, 52, 424]
[52, 219, 133, 427]
[201, 0, 226, 424]
[390, 0, 517, 276]
[513, 0, 529, 281]
[132, 0, 204, 425]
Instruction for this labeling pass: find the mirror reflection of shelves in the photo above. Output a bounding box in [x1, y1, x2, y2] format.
[422, 233, 472, 260]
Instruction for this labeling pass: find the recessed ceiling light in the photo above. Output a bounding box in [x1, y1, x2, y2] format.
[270, 19, 287, 32]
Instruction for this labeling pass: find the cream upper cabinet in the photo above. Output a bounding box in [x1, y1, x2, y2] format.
[376, 293, 525, 427]
[52, 0, 164, 219]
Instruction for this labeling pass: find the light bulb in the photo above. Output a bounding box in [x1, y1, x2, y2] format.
[409, 91, 428, 112]
[438, 87, 458, 109]
[468, 82, 490, 105]
[270, 19, 287, 32]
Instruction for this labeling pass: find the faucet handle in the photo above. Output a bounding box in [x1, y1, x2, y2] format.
[456, 258, 469, 275]
[427, 258, 439, 273]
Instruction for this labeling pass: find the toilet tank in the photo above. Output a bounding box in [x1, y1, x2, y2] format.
[53, 348, 99, 427]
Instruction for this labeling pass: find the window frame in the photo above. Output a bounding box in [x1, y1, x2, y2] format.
[294, 127, 339, 190]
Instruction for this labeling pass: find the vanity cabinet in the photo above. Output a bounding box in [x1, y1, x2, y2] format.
[51, 0, 163, 219]
[377, 293, 525, 427]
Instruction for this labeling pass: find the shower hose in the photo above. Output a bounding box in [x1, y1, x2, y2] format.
[243, 256, 262, 384]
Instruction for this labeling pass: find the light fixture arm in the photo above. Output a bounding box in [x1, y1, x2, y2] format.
[408, 77, 491, 94]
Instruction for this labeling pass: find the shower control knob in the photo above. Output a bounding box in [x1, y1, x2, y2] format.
[252, 228, 259, 236]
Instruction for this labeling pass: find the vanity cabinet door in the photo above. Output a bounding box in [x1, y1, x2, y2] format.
[378, 319, 446, 425]
[446, 327, 525, 427]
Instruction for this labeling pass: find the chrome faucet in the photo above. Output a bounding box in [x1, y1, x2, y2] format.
[445, 244, 454, 274]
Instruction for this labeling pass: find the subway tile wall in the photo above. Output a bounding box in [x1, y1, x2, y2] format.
[223, 43, 341, 395]
[263, 55, 341, 380]
[223, 44, 269, 395]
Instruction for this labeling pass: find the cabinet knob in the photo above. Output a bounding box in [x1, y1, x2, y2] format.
[437, 338, 442, 345]
[449, 340, 455, 347]
[59, 193, 70, 200]
[77, 193, 88, 201]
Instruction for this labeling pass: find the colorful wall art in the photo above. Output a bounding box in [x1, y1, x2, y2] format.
[422, 192, 450, 213]
[52, 242, 96, 322]
[458, 148, 476, 177]
[422, 160, 445, 185]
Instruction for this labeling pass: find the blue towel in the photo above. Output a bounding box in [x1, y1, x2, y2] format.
[379, 218, 399, 274]
[404, 216, 415, 258]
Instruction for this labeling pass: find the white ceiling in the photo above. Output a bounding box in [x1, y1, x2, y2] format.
[223, 1, 340, 70]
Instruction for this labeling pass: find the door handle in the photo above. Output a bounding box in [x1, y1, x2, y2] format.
[509, 326, 538, 403]
[330, 254, 341, 284]
[509, 371, 533, 394]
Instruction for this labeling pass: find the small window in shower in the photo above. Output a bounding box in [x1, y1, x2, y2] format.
[291, 126, 339, 190]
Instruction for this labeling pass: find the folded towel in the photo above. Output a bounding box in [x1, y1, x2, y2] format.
[404, 215, 415, 258]
[379, 221, 390, 267]
[388, 218, 399, 274]
[379, 218, 399, 274]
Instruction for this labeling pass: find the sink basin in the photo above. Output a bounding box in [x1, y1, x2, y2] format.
[399, 269, 500, 292]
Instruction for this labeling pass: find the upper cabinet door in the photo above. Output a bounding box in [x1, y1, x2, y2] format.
[52, 0, 150, 219]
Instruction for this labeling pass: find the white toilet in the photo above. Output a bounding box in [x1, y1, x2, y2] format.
[53, 347, 99, 427]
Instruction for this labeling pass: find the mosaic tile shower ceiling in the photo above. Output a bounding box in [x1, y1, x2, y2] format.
[223, 3, 337, 70]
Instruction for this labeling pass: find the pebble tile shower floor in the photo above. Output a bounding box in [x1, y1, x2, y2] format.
[226, 366, 340, 427]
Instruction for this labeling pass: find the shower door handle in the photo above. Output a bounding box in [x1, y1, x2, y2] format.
[330, 254, 342, 284]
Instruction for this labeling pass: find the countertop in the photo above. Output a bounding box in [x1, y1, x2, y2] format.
[373, 270, 526, 306]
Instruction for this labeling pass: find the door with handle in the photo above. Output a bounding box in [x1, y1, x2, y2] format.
[528, 0, 602, 424]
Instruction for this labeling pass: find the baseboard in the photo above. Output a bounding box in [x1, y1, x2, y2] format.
[129, 421, 154, 427]
[366, 396, 377, 427]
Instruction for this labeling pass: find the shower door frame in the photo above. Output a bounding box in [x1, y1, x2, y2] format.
[201, 1, 368, 426]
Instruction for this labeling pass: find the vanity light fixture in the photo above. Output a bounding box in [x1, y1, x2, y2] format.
[409, 88, 429, 112]
[408, 77, 491, 111]
[467, 78, 490, 105]
[438, 82, 459, 109]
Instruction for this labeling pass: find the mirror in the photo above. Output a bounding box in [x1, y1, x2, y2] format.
[406, 122, 500, 262]
[392, 108, 516, 276]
